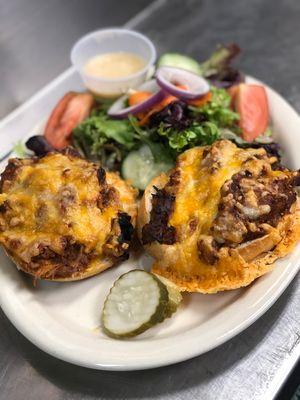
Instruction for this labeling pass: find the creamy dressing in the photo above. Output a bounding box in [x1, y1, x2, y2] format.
[83, 52, 146, 79]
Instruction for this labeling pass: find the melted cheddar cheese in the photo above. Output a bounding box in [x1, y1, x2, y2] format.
[145, 140, 300, 293]
[0, 152, 137, 280]
[0, 154, 115, 252]
[170, 141, 246, 231]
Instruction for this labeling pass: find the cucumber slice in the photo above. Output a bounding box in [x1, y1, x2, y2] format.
[158, 53, 202, 75]
[121, 145, 173, 190]
[102, 270, 170, 338]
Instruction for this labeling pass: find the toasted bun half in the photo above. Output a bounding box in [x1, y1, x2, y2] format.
[3, 246, 115, 282]
[137, 141, 300, 293]
[0, 151, 138, 281]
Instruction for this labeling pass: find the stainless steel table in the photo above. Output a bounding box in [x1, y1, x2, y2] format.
[0, 0, 299, 399]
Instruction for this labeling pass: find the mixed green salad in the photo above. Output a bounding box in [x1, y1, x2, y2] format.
[72, 85, 240, 189]
[26, 43, 275, 190]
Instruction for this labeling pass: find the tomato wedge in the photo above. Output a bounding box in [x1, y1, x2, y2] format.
[234, 84, 269, 142]
[44, 92, 94, 149]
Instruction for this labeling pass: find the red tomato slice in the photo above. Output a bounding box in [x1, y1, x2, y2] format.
[235, 84, 269, 142]
[44, 92, 94, 149]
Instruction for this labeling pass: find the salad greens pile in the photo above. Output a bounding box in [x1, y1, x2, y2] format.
[155, 87, 239, 153]
[73, 86, 240, 176]
[73, 110, 136, 170]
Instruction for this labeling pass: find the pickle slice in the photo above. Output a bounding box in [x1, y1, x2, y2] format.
[102, 270, 181, 339]
[155, 275, 182, 317]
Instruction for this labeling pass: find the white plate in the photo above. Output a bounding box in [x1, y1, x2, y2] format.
[0, 73, 300, 370]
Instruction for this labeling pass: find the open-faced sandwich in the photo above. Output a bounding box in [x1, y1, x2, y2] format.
[138, 140, 300, 293]
[2, 36, 300, 340]
[0, 148, 137, 281]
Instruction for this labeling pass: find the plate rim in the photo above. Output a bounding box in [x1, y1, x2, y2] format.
[1, 254, 299, 371]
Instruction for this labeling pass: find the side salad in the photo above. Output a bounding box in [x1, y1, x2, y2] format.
[26, 43, 275, 190]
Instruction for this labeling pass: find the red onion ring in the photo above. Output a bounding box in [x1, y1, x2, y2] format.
[108, 80, 166, 119]
[156, 66, 210, 100]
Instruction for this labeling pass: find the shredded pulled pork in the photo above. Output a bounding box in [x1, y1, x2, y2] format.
[142, 170, 180, 245]
[198, 145, 300, 264]
[211, 168, 298, 246]
[0, 151, 136, 279]
[142, 140, 299, 266]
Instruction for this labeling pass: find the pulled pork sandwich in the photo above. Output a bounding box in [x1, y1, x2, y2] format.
[138, 140, 300, 293]
[0, 149, 137, 281]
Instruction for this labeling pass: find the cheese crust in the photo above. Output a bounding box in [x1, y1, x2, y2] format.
[138, 140, 300, 293]
[0, 150, 137, 281]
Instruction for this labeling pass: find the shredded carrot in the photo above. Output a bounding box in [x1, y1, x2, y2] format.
[138, 83, 190, 125]
[138, 94, 178, 126]
[135, 84, 206, 125]
[128, 91, 152, 107]
[188, 91, 212, 107]
[176, 84, 188, 90]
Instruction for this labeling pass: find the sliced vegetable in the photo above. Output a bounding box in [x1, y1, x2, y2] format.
[102, 269, 181, 338]
[108, 90, 166, 119]
[155, 275, 182, 316]
[44, 92, 76, 136]
[158, 53, 202, 75]
[234, 84, 269, 142]
[122, 144, 173, 190]
[158, 44, 244, 88]
[108, 80, 166, 119]
[128, 91, 152, 107]
[156, 67, 210, 100]
[138, 93, 178, 126]
[44, 92, 94, 149]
